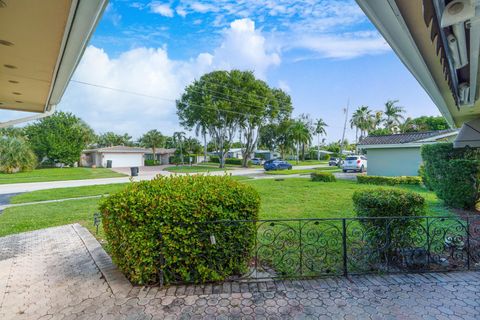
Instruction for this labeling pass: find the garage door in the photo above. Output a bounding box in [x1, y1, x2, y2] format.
[102, 153, 143, 168]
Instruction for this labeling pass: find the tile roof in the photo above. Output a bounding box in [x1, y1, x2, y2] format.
[84, 146, 147, 153]
[358, 129, 457, 146]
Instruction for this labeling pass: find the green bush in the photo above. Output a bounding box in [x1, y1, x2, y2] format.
[144, 159, 160, 166]
[209, 156, 252, 167]
[0, 136, 37, 173]
[357, 175, 422, 186]
[421, 143, 480, 209]
[310, 172, 336, 182]
[100, 175, 260, 285]
[353, 188, 426, 253]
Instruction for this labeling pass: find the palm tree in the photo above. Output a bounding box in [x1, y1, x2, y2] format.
[383, 100, 405, 132]
[138, 130, 165, 164]
[289, 120, 312, 164]
[0, 136, 37, 173]
[351, 106, 372, 141]
[314, 118, 328, 160]
[173, 131, 186, 164]
[371, 111, 383, 131]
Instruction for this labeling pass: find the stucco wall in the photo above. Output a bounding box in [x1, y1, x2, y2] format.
[365, 147, 422, 177]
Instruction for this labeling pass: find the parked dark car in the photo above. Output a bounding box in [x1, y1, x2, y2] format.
[263, 159, 292, 171]
[328, 157, 341, 166]
[251, 158, 264, 165]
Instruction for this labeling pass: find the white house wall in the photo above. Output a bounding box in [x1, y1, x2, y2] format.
[365, 147, 422, 177]
[100, 153, 144, 168]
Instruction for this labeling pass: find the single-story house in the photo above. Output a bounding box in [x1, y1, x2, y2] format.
[81, 146, 147, 168]
[254, 150, 280, 160]
[358, 130, 458, 177]
[144, 148, 176, 165]
[226, 148, 243, 159]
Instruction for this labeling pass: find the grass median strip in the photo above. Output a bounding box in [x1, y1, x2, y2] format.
[163, 165, 229, 173]
[264, 167, 341, 175]
[0, 168, 126, 184]
[10, 183, 130, 204]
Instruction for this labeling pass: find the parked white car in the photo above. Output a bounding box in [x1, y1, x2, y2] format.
[342, 155, 367, 173]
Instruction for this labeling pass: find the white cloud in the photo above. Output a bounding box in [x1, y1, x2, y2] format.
[210, 19, 280, 79]
[176, 6, 187, 17]
[190, 2, 218, 14]
[292, 32, 390, 59]
[150, 2, 174, 17]
[60, 18, 280, 137]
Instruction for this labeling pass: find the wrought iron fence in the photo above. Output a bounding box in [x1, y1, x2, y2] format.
[157, 215, 480, 284]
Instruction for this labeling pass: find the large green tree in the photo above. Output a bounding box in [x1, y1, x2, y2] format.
[96, 132, 133, 147]
[177, 70, 292, 168]
[138, 130, 165, 160]
[401, 116, 449, 132]
[24, 111, 94, 166]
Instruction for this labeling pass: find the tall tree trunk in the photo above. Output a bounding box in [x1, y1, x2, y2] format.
[203, 133, 207, 162]
[317, 134, 320, 161]
[296, 143, 299, 164]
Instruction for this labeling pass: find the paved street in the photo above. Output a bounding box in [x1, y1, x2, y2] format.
[0, 225, 479, 319]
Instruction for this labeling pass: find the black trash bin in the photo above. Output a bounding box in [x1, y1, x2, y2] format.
[106, 160, 112, 168]
[130, 167, 139, 176]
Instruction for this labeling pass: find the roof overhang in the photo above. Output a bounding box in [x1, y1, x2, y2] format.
[0, 0, 107, 125]
[356, 0, 480, 128]
[454, 118, 480, 147]
[360, 130, 459, 149]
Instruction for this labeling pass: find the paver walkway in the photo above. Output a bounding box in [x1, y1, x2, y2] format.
[0, 225, 479, 320]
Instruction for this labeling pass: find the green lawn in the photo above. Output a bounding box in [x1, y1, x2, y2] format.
[264, 167, 341, 175]
[0, 168, 126, 184]
[245, 179, 451, 219]
[10, 183, 130, 204]
[164, 165, 230, 173]
[0, 178, 452, 238]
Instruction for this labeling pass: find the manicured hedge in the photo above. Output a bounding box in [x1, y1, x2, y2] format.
[310, 172, 336, 182]
[421, 143, 480, 209]
[100, 175, 260, 285]
[144, 159, 159, 166]
[353, 188, 426, 251]
[357, 175, 422, 186]
[210, 156, 252, 167]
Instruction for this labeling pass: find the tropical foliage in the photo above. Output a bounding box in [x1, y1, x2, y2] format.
[96, 132, 133, 147]
[0, 136, 37, 173]
[138, 129, 165, 159]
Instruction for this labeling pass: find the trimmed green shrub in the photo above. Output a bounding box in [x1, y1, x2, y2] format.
[209, 156, 252, 167]
[144, 159, 160, 166]
[421, 143, 480, 209]
[0, 136, 37, 173]
[310, 172, 336, 182]
[357, 175, 422, 186]
[100, 175, 260, 285]
[353, 188, 426, 252]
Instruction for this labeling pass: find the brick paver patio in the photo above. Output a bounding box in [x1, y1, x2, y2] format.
[0, 225, 479, 320]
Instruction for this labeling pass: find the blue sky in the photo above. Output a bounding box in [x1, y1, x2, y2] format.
[15, 0, 445, 142]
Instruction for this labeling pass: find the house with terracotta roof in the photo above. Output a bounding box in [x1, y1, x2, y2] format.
[358, 130, 458, 176]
